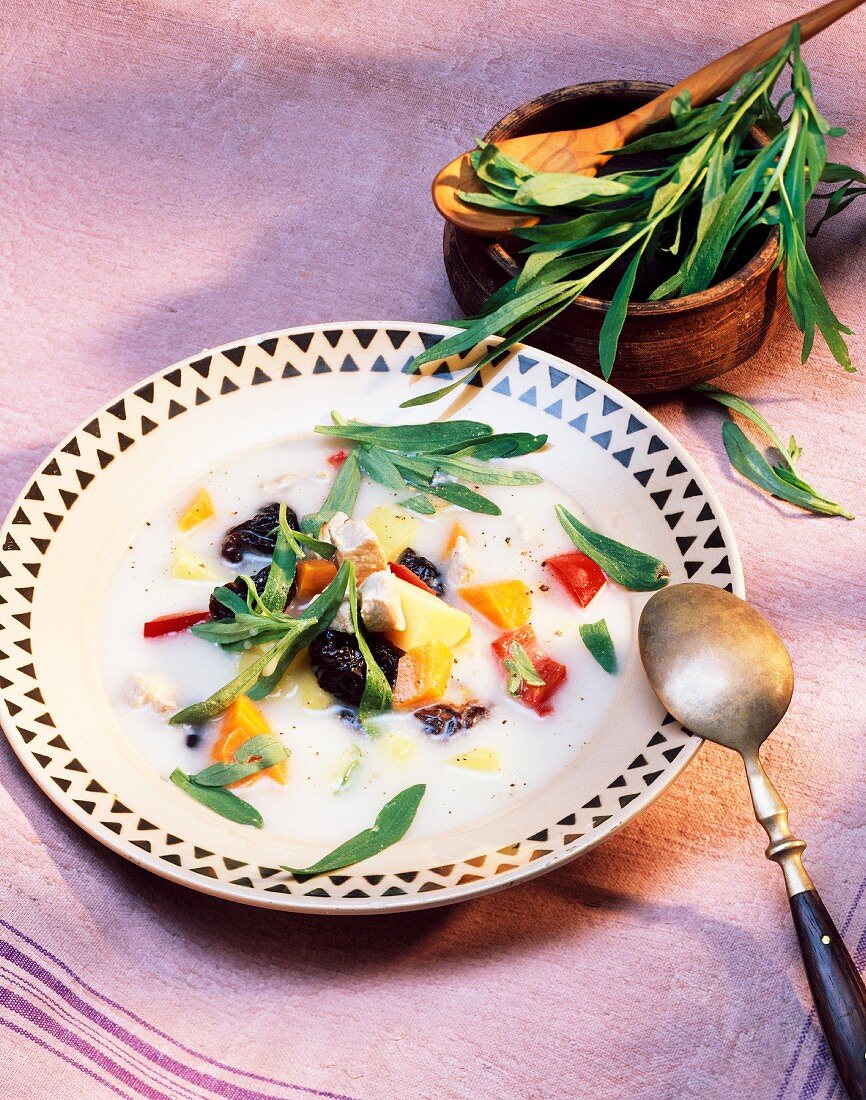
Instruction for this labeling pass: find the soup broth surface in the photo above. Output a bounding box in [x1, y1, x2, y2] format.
[101, 435, 632, 845]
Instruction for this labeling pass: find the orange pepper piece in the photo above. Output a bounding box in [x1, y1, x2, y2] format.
[458, 580, 532, 630]
[392, 642, 454, 710]
[177, 488, 215, 532]
[213, 695, 288, 786]
[295, 558, 338, 601]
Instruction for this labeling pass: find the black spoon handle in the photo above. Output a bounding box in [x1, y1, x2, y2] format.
[742, 751, 866, 1098]
[789, 887, 866, 1100]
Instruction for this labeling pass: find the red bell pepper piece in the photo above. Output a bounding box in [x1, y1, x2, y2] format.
[143, 610, 210, 638]
[492, 626, 567, 716]
[544, 551, 606, 608]
[327, 449, 348, 467]
[388, 560, 438, 595]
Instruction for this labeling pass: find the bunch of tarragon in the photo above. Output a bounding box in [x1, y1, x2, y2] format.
[407, 27, 864, 404]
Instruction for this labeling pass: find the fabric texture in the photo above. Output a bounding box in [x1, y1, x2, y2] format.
[1, 1, 864, 1097]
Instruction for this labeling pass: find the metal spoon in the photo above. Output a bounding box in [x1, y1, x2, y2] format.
[639, 583, 866, 1099]
[432, 0, 865, 236]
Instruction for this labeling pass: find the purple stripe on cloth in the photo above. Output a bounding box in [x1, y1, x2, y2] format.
[775, 875, 866, 1099]
[1, 964, 205, 1100]
[0, 985, 178, 1100]
[0, 1013, 139, 1100]
[0, 925, 357, 1100]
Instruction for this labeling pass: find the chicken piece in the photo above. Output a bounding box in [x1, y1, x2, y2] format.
[320, 511, 387, 584]
[125, 673, 178, 715]
[330, 597, 355, 634]
[445, 535, 475, 588]
[360, 569, 406, 633]
[515, 511, 546, 544]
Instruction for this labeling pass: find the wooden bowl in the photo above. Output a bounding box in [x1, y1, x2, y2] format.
[443, 81, 783, 395]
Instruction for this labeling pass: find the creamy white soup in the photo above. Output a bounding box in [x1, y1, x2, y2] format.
[101, 431, 633, 851]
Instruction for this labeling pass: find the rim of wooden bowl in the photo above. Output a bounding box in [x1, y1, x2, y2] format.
[480, 80, 781, 316]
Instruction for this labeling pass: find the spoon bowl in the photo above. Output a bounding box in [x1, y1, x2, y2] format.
[432, 126, 619, 236]
[638, 582, 793, 752]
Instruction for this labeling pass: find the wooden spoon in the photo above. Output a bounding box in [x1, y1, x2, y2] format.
[432, 0, 865, 236]
[639, 584, 866, 1100]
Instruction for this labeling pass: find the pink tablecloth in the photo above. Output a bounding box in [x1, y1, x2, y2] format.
[1, 2, 865, 1097]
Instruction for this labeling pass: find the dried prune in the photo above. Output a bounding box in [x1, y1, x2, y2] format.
[309, 630, 403, 708]
[209, 565, 278, 620]
[221, 503, 300, 563]
[397, 548, 445, 595]
[413, 702, 488, 739]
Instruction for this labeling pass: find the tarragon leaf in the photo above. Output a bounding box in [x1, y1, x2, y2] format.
[173, 562, 351, 721]
[170, 637, 295, 725]
[357, 445, 408, 492]
[504, 642, 545, 694]
[598, 245, 644, 380]
[281, 784, 426, 878]
[170, 769, 263, 829]
[191, 734, 289, 787]
[335, 745, 363, 792]
[692, 383, 797, 473]
[722, 422, 853, 518]
[283, 529, 336, 558]
[301, 450, 361, 535]
[347, 565, 393, 725]
[579, 619, 618, 674]
[400, 493, 437, 515]
[694, 384, 853, 519]
[246, 561, 351, 700]
[416, 480, 501, 515]
[315, 418, 493, 452]
[555, 505, 669, 591]
[260, 503, 298, 613]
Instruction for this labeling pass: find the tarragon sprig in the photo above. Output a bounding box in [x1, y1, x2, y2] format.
[694, 383, 854, 519]
[312, 413, 547, 515]
[169, 733, 290, 829]
[171, 561, 351, 724]
[407, 27, 862, 397]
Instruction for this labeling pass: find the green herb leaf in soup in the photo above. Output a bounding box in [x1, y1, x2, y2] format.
[504, 642, 546, 695]
[259, 503, 299, 613]
[171, 562, 352, 723]
[555, 505, 669, 592]
[347, 564, 393, 725]
[301, 450, 361, 535]
[169, 768, 264, 829]
[189, 734, 290, 787]
[281, 783, 427, 879]
[579, 619, 618, 674]
[314, 418, 495, 453]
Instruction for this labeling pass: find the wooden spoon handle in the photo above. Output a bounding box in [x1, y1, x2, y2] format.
[789, 888, 866, 1100]
[615, 0, 865, 141]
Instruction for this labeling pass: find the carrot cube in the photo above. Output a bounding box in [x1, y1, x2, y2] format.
[213, 695, 288, 786]
[295, 558, 338, 601]
[392, 642, 454, 710]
